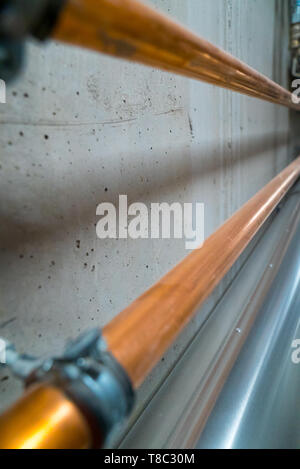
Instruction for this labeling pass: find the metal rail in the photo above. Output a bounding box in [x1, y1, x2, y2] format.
[197, 210, 300, 449]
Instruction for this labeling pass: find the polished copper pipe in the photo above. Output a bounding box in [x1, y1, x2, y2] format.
[52, 0, 299, 110]
[103, 157, 300, 387]
[0, 384, 92, 449]
[1, 158, 300, 448]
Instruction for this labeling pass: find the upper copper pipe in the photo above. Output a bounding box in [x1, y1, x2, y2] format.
[103, 157, 300, 387]
[52, 0, 299, 110]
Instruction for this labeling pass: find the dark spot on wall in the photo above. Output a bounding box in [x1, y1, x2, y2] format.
[188, 115, 194, 137]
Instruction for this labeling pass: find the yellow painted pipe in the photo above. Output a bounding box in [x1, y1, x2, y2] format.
[0, 384, 92, 449]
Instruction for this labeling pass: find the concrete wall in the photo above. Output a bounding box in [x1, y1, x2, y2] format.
[0, 0, 292, 427]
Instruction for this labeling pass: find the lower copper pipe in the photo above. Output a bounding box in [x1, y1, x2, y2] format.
[52, 0, 299, 110]
[103, 157, 300, 387]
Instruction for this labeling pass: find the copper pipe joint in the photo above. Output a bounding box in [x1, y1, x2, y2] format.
[0, 384, 92, 449]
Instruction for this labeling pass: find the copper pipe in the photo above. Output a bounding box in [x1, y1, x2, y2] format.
[52, 0, 299, 110]
[0, 384, 92, 449]
[103, 157, 300, 387]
